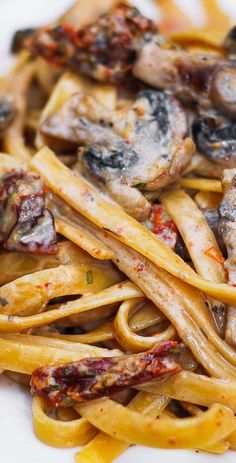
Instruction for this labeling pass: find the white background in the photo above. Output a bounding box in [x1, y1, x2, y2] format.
[1, 1, 236, 462]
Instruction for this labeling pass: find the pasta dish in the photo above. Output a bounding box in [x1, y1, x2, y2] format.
[2, 0, 236, 460]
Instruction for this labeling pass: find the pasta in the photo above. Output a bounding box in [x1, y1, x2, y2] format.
[1, 0, 236, 461]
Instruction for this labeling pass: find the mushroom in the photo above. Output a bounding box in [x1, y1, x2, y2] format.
[218, 168, 236, 346]
[0, 171, 58, 254]
[41, 89, 194, 221]
[25, 2, 236, 117]
[133, 41, 236, 118]
[192, 114, 236, 167]
[223, 25, 236, 57]
[0, 97, 15, 132]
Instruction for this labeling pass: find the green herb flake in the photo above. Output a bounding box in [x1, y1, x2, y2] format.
[0, 297, 8, 307]
[135, 182, 146, 191]
[86, 270, 94, 285]
[64, 396, 75, 406]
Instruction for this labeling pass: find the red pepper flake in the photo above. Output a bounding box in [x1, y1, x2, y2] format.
[150, 204, 178, 249]
[93, 248, 101, 256]
[135, 107, 145, 116]
[204, 246, 225, 264]
[153, 205, 162, 229]
[45, 282, 52, 289]
[135, 262, 145, 272]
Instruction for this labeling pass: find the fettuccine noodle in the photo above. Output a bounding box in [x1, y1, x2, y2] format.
[1, 0, 236, 461]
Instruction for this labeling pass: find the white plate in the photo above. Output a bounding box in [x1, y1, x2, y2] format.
[0, 1, 236, 462]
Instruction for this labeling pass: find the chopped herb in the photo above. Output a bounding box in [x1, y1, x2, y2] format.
[135, 182, 146, 190]
[168, 345, 183, 355]
[49, 385, 60, 391]
[0, 297, 8, 307]
[86, 270, 94, 285]
[64, 396, 75, 406]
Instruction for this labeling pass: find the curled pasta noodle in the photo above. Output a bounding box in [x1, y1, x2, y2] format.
[78, 399, 236, 449]
[76, 392, 170, 463]
[32, 396, 96, 448]
[72, 219, 236, 378]
[57, 206, 236, 370]
[35, 300, 166, 344]
[180, 402, 228, 453]
[114, 298, 176, 352]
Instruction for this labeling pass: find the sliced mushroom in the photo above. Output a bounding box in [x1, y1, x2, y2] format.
[192, 114, 236, 167]
[133, 41, 236, 117]
[218, 169, 236, 283]
[0, 171, 58, 254]
[210, 66, 236, 116]
[218, 169, 236, 346]
[25, 3, 236, 117]
[11, 28, 35, 53]
[223, 25, 236, 57]
[41, 89, 194, 220]
[0, 97, 15, 132]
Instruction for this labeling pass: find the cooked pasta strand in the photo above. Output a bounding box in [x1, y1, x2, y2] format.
[31, 148, 236, 305]
[179, 177, 223, 192]
[55, 218, 113, 260]
[71, 215, 236, 376]
[143, 370, 236, 411]
[0, 264, 122, 315]
[0, 335, 120, 374]
[203, 0, 231, 30]
[0, 281, 142, 333]
[157, 0, 193, 33]
[114, 299, 176, 352]
[161, 189, 227, 334]
[32, 396, 96, 447]
[76, 392, 170, 463]
[60, 205, 236, 368]
[78, 399, 235, 449]
[34, 300, 165, 344]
